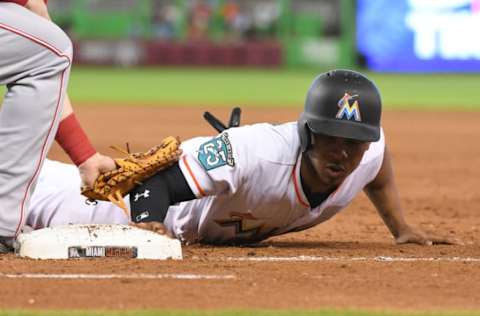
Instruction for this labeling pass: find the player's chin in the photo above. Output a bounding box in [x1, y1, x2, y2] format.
[325, 177, 345, 189]
[321, 167, 348, 184]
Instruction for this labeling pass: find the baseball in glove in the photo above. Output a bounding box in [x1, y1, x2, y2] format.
[81, 136, 182, 217]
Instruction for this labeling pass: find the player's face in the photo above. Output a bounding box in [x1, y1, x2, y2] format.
[303, 134, 370, 192]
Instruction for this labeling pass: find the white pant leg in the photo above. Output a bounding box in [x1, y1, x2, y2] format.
[27, 160, 129, 229]
[0, 4, 73, 236]
[28, 160, 205, 242]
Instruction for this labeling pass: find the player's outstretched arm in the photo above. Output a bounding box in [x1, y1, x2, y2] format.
[364, 146, 458, 246]
[58, 96, 116, 188]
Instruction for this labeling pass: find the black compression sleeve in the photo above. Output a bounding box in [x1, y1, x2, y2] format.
[129, 163, 195, 223]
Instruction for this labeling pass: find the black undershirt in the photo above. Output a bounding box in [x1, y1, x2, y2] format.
[299, 174, 333, 208]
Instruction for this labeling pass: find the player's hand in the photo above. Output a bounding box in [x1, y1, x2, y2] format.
[78, 153, 116, 188]
[25, 0, 51, 20]
[131, 222, 173, 237]
[395, 226, 460, 246]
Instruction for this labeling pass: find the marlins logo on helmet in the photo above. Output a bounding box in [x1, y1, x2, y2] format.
[336, 93, 362, 122]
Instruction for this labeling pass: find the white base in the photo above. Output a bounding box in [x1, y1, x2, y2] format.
[15, 224, 182, 260]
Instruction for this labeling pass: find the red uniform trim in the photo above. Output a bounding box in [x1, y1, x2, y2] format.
[16, 70, 67, 236]
[291, 160, 309, 208]
[0, 23, 72, 236]
[0, 23, 70, 58]
[182, 156, 206, 197]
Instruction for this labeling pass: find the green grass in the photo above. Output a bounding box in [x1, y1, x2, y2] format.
[0, 310, 479, 316]
[67, 67, 314, 107]
[2, 67, 480, 110]
[368, 73, 480, 110]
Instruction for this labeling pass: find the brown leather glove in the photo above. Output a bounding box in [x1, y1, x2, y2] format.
[81, 136, 182, 216]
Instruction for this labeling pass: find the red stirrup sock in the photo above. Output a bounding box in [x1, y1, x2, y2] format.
[55, 113, 96, 166]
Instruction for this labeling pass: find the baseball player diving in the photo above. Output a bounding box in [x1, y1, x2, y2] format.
[0, 0, 115, 252]
[25, 70, 455, 247]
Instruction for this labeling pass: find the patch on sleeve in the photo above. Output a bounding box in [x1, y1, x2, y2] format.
[198, 132, 235, 170]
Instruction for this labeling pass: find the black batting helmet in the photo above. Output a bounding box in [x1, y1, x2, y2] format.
[298, 69, 382, 152]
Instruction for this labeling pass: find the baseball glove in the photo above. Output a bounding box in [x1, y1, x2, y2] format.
[81, 136, 182, 216]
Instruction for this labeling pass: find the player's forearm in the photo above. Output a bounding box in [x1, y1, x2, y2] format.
[56, 97, 117, 187]
[61, 94, 74, 119]
[55, 95, 97, 166]
[129, 163, 195, 223]
[364, 182, 409, 238]
[364, 147, 410, 238]
[25, 0, 50, 20]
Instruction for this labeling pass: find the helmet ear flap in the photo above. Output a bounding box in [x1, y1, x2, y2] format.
[303, 125, 311, 152]
[297, 114, 311, 152]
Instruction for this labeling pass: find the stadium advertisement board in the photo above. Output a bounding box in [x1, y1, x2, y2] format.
[357, 0, 480, 72]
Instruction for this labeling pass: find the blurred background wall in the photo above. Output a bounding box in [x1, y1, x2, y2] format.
[48, 0, 354, 68]
[48, 0, 480, 72]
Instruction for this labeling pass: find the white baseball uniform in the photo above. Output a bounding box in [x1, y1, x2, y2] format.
[27, 122, 385, 244]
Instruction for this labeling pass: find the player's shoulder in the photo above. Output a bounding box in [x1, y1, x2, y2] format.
[359, 127, 385, 165]
[227, 121, 300, 165]
[181, 122, 300, 165]
[229, 121, 297, 140]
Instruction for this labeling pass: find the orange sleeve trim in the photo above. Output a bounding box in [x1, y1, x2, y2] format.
[182, 156, 207, 197]
[291, 161, 309, 208]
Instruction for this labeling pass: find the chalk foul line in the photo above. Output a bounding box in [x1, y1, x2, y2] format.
[0, 273, 235, 280]
[2, 256, 477, 280]
[221, 255, 480, 262]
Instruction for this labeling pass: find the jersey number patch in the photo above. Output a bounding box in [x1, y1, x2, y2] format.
[198, 133, 235, 170]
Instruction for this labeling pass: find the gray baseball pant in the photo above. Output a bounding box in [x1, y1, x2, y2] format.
[0, 3, 73, 237]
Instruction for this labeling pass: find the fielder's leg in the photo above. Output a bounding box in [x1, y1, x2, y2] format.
[0, 3, 73, 239]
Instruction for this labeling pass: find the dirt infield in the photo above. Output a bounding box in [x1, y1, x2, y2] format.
[0, 107, 479, 311]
